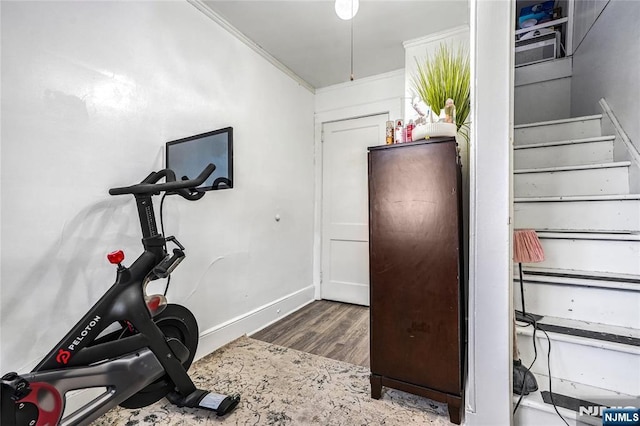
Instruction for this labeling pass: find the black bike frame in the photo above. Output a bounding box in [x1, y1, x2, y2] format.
[2, 165, 216, 426]
[34, 191, 197, 389]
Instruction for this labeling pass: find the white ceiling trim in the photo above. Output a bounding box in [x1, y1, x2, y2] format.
[315, 69, 405, 94]
[187, 0, 316, 94]
[402, 25, 470, 49]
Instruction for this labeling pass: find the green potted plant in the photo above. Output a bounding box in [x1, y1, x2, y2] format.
[411, 43, 470, 141]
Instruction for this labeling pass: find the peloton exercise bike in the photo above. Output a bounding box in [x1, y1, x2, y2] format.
[1, 164, 240, 426]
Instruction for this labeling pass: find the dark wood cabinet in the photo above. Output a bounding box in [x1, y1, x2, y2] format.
[368, 137, 466, 425]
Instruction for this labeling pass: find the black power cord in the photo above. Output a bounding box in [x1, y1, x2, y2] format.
[159, 193, 171, 296]
[539, 325, 569, 426]
[514, 314, 538, 414]
[513, 313, 569, 426]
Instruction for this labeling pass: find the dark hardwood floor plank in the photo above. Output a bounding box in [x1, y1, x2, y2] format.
[251, 300, 370, 367]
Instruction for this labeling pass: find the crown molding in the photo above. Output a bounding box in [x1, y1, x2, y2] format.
[316, 69, 404, 94]
[187, 0, 315, 94]
[402, 25, 470, 50]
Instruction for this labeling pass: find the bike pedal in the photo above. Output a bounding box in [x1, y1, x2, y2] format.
[167, 389, 240, 416]
[201, 392, 240, 416]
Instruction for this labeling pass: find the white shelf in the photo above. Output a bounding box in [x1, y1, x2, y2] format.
[515, 17, 569, 36]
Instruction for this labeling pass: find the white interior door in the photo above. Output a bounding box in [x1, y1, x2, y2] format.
[321, 114, 388, 306]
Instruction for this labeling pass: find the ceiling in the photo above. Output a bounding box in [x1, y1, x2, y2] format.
[200, 1, 470, 90]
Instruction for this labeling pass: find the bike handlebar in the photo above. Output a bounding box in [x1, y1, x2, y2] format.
[109, 164, 216, 200]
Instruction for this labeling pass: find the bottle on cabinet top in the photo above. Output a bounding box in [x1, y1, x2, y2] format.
[394, 119, 404, 144]
[444, 98, 456, 125]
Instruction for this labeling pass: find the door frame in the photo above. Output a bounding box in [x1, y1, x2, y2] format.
[465, 0, 514, 424]
[313, 98, 402, 301]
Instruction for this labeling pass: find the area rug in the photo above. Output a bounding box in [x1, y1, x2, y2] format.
[93, 336, 452, 425]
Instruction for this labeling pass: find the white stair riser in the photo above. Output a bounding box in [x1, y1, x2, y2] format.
[514, 372, 633, 426]
[515, 404, 592, 426]
[536, 238, 640, 275]
[514, 281, 640, 329]
[514, 200, 640, 233]
[516, 333, 640, 395]
[515, 119, 602, 145]
[515, 167, 629, 197]
[515, 141, 614, 169]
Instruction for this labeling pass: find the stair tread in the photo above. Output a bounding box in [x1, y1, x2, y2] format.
[528, 373, 635, 406]
[514, 135, 616, 150]
[535, 231, 640, 241]
[513, 273, 640, 292]
[530, 315, 640, 340]
[522, 266, 640, 283]
[514, 266, 640, 292]
[516, 316, 640, 352]
[522, 228, 640, 234]
[515, 194, 640, 202]
[524, 229, 638, 234]
[514, 114, 603, 129]
[515, 161, 631, 174]
[515, 373, 636, 426]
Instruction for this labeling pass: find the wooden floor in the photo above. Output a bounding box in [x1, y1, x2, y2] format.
[251, 300, 370, 368]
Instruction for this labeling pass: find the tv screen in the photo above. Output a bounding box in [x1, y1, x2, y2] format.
[165, 127, 233, 191]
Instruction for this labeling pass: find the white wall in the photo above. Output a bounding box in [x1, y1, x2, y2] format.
[572, 0, 610, 52]
[514, 58, 572, 124]
[571, 0, 639, 152]
[315, 69, 405, 120]
[0, 1, 315, 373]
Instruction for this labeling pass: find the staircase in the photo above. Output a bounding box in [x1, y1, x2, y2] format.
[512, 114, 640, 426]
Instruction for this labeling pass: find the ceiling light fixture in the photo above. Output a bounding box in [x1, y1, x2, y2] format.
[334, 0, 359, 20]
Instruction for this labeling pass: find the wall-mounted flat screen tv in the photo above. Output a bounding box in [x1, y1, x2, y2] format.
[165, 127, 233, 191]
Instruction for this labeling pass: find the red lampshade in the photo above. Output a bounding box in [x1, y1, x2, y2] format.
[513, 229, 544, 263]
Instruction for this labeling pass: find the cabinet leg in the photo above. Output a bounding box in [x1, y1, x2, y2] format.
[447, 398, 462, 425]
[370, 374, 382, 399]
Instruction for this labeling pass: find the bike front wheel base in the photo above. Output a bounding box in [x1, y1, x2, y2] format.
[119, 304, 198, 409]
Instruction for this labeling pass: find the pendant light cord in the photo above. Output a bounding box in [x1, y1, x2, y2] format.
[350, 0, 354, 81]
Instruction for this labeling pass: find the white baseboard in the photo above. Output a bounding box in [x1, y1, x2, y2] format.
[320, 281, 369, 306]
[194, 285, 315, 361]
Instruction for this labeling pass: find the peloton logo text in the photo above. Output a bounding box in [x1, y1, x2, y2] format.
[67, 315, 102, 352]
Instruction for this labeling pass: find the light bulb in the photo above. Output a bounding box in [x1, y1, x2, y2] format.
[335, 0, 359, 20]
